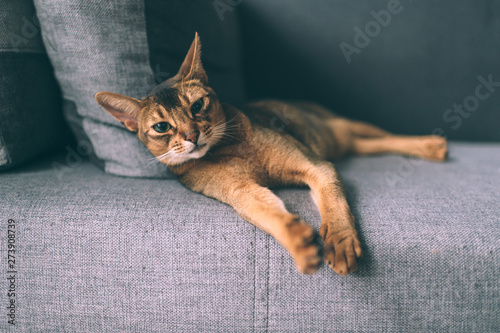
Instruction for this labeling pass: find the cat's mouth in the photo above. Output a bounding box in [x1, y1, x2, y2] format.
[188, 143, 207, 154]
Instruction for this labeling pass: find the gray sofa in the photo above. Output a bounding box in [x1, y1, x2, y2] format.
[1, 1, 499, 332]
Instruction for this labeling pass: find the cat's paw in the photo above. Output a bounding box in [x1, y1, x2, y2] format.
[319, 225, 362, 276]
[415, 135, 448, 161]
[286, 220, 323, 274]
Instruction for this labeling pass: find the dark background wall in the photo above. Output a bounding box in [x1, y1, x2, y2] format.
[239, 0, 500, 142]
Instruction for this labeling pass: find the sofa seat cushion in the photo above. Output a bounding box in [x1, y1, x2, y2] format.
[0, 142, 498, 331]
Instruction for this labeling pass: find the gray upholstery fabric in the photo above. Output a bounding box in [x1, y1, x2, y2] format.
[240, 0, 500, 142]
[0, 0, 68, 171]
[33, 0, 171, 178]
[1, 142, 498, 332]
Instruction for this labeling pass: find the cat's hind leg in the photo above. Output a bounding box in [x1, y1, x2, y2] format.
[351, 135, 448, 161]
[327, 118, 448, 161]
[323, 118, 392, 159]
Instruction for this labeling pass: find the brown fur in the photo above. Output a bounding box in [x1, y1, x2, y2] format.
[95, 33, 447, 275]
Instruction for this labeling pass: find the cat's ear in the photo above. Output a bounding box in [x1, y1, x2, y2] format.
[177, 32, 208, 84]
[94, 92, 142, 132]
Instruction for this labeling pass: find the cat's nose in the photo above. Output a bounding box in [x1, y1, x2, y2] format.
[185, 131, 199, 144]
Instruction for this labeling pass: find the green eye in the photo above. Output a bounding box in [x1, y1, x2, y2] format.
[191, 98, 204, 115]
[152, 122, 171, 133]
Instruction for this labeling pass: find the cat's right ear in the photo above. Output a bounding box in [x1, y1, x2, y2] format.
[94, 92, 142, 132]
[176, 32, 208, 84]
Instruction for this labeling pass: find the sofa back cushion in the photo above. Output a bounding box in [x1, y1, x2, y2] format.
[33, 0, 245, 178]
[0, 0, 69, 171]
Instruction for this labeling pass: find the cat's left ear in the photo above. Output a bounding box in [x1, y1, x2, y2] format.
[177, 32, 208, 84]
[94, 92, 142, 132]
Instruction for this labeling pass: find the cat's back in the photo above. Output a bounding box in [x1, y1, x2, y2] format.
[241, 100, 337, 127]
[239, 100, 341, 158]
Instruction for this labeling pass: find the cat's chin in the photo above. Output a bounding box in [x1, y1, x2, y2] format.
[163, 144, 211, 166]
[185, 144, 210, 160]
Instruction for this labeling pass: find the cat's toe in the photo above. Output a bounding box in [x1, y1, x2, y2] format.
[321, 226, 362, 276]
[417, 136, 448, 161]
[286, 220, 323, 274]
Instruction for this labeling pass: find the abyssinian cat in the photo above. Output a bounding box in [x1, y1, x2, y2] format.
[95, 33, 447, 275]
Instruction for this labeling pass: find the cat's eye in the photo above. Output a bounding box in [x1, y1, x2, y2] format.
[152, 122, 171, 133]
[191, 98, 205, 115]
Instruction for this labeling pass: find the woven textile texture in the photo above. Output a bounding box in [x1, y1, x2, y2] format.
[0, 142, 498, 332]
[33, 0, 169, 178]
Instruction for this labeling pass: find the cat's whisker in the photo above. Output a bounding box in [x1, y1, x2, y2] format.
[156, 150, 174, 160]
[147, 158, 161, 166]
[212, 123, 235, 133]
[213, 126, 230, 135]
[212, 114, 239, 129]
[148, 150, 176, 166]
[212, 126, 240, 139]
[211, 126, 230, 137]
[146, 154, 163, 165]
[223, 115, 240, 126]
[147, 158, 162, 166]
[215, 124, 239, 131]
[210, 130, 241, 144]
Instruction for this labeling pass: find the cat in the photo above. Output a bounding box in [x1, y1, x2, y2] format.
[95, 33, 447, 275]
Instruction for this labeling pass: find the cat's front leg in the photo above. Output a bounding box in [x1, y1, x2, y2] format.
[276, 157, 363, 275]
[186, 170, 323, 274]
[307, 162, 363, 275]
[224, 183, 323, 274]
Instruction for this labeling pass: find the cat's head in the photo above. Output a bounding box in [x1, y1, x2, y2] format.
[95, 32, 226, 166]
